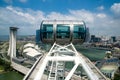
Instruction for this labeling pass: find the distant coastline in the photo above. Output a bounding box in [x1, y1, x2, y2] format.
[0, 35, 9, 41]
[0, 35, 35, 41]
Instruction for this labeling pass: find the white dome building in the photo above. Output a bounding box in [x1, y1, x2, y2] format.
[24, 43, 35, 49]
[23, 43, 42, 60]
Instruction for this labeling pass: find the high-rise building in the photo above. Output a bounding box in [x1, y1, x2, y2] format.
[111, 36, 116, 42]
[8, 27, 18, 60]
[36, 30, 40, 43]
[90, 35, 95, 42]
[90, 35, 101, 43]
[85, 27, 90, 42]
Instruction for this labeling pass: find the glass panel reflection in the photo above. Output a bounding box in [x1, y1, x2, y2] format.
[57, 24, 70, 39]
[73, 25, 85, 39]
[42, 24, 53, 39]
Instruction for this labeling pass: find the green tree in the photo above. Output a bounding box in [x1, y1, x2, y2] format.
[114, 73, 120, 80]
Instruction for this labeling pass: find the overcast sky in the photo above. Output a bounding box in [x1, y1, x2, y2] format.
[0, 0, 120, 36]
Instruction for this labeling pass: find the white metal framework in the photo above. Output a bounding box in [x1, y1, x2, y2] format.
[24, 42, 107, 80]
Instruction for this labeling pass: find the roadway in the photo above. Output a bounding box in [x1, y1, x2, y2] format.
[11, 62, 30, 75]
[23, 54, 47, 80]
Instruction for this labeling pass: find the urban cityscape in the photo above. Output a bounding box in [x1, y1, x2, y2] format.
[0, 21, 120, 80]
[0, 0, 120, 80]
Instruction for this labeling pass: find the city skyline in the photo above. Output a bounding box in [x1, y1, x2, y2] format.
[0, 0, 120, 36]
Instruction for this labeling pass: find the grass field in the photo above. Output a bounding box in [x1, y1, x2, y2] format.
[0, 71, 23, 80]
[0, 65, 4, 72]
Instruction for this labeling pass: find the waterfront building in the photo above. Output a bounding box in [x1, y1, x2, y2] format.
[112, 36, 116, 42]
[90, 35, 101, 43]
[116, 36, 120, 41]
[112, 47, 120, 58]
[23, 43, 42, 60]
[85, 27, 90, 42]
[100, 58, 119, 79]
[111, 36, 116, 43]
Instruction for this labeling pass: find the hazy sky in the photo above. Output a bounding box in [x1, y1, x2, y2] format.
[0, 0, 120, 36]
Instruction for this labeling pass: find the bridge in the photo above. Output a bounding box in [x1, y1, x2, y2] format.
[11, 62, 30, 75]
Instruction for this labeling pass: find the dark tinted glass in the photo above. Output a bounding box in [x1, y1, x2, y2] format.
[73, 25, 85, 39]
[42, 24, 53, 39]
[57, 24, 70, 39]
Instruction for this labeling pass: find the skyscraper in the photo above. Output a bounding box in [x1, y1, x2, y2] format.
[111, 36, 116, 43]
[36, 30, 40, 43]
[85, 27, 90, 42]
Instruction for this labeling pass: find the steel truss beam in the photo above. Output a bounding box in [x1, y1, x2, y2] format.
[25, 43, 107, 80]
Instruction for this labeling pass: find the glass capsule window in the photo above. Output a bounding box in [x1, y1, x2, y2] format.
[42, 24, 53, 39]
[57, 24, 70, 39]
[73, 25, 86, 39]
